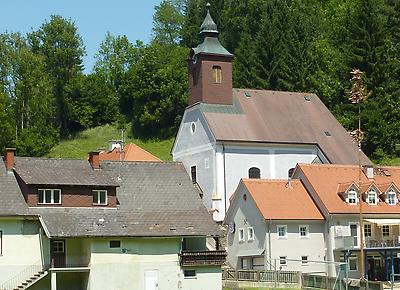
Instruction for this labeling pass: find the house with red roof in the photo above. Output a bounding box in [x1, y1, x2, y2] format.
[99, 141, 161, 162]
[226, 164, 400, 281]
[224, 179, 325, 273]
[172, 4, 371, 222]
[294, 163, 400, 281]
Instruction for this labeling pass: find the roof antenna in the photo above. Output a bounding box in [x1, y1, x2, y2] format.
[117, 128, 125, 182]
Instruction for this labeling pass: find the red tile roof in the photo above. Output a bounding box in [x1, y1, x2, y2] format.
[242, 179, 324, 220]
[297, 164, 400, 214]
[99, 143, 161, 162]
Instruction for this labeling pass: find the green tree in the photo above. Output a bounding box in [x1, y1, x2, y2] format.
[28, 15, 85, 137]
[120, 44, 189, 138]
[152, 0, 185, 45]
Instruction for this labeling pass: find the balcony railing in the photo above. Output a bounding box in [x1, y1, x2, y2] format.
[180, 250, 227, 266]
[365, 237, 400, 248]
[335, 236, 400, 249]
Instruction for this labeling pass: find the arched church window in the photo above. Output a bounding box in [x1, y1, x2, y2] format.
[213, 66, 222, 83]
[248, 167, 261, 179]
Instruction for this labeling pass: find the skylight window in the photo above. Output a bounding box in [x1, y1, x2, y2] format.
[324, 131, 332, 137]
[304, 95, 311, 101]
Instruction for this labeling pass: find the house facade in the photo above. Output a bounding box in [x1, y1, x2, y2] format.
[224, 179, 325, 273]
[0, 149, 225, 290]
[172, 5, 371, 222]
[225, 163, 400, 281]
[294, 163, 400, 280]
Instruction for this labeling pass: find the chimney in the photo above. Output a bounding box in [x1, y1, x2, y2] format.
[89, 151, 100, 169]
[362, 165, 374, 179]
[4, 148, 16, 172]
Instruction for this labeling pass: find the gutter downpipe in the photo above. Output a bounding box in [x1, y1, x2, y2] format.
[223, 144, 227, 216]
[269, 219, 272, 270]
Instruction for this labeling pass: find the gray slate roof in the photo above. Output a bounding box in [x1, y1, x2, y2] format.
[202, 89, 371, 165]
[14, 157, 118, 186]
[0, 161, 28, 215]
[10, 160, 220, 238]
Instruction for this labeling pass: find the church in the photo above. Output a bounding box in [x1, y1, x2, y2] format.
[172, 4, 371, 222]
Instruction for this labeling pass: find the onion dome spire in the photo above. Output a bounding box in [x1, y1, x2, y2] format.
[200, 3, 219, 35]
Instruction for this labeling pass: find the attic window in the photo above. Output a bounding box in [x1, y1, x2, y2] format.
[347, 189, 358, 204]
[213, 66, 222, 83]
[387, 190, 397, 205]
[324, 131, 332, 137]
[38, 189, 61, 205]
[304, 95, 312, 101]
[367, 189, 377, 205]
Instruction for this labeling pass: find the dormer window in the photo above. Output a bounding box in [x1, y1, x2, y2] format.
[347, 190, 358, 205]
[367, 189, 377, 205]
[387, 190, 397, 205]
[93, 190, 107, 205]
[38, 189, 61, 205]
[213, 66, 222, 83]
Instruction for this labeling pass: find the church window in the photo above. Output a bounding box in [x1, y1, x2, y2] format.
[248, 167, 260, 179]
[213, 66, 222, 83]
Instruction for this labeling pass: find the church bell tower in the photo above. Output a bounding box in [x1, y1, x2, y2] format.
[188, 3, 234, 106]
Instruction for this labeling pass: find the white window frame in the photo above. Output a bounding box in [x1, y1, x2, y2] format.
[367, 189, 377, 205]
[238, 228, 245, 242]
[279, 256, 287, 266]
[92, 189, 108, 205]
[301, 256, 308, 265]
[387, 190, 397, 205]
[277, 225, 287, 239]
[347, 190, 358, 205]
[349, 257, 358, 271]
[299, 225, 309, 238]
[247, 227, 254, 241]
[38, 189, 61, 205]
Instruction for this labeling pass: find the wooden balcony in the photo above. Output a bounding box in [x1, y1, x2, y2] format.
[180, 250, 227, 266]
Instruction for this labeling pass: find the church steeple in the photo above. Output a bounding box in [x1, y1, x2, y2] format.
[188, 3, 233, 106]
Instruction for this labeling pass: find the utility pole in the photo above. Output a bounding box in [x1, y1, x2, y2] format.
[349, 68, 370, 280]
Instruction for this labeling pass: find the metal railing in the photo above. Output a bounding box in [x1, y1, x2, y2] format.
[335, 235, 400, 249]
[302, 274, 382, 290]
[222, 268, 301, 284]
[0, 260, 45, 290]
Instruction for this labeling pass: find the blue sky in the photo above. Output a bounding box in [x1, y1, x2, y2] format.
[0, 0, 162, 73]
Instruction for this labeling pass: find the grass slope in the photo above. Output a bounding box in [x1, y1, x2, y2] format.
[47, 125, 174, 161]
[375, 157, 400, 166]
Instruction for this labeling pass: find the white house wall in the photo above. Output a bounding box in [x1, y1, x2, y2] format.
[225, 188, 326, 273]
[0, 219, 43, 285]
[225, 186, 267, 269]
[172, 107, 215, 156]
[88, 237, 222, 290]
[173, 108, 217, 213]
[224, 145, 320, 209]
[268, 220, 326, 273]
